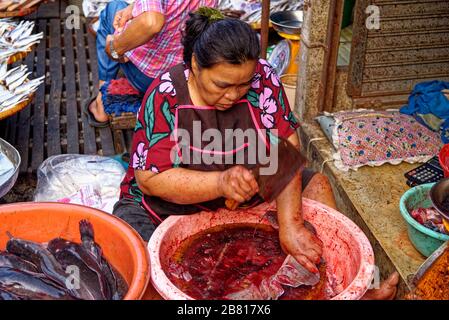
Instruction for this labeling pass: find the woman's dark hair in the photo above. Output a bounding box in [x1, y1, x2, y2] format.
[182, 10, 260, 68]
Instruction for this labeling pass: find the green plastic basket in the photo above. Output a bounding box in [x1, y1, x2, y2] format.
[399, 183, 449, 257]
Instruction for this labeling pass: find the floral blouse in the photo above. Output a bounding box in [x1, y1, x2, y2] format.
[120, 59, 300, 202]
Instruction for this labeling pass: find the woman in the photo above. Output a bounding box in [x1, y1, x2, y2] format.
[114, 7, 334, 274]
[114, 9, 398, 299]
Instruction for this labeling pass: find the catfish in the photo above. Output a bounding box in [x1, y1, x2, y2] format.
[47, 238, 111, 300]
[5, 233, 81, 299]
[0, 288, 23, 300]
[0, 267, 76, 300]
[79, 220, 128, 300]
[0, 251, 39, 273]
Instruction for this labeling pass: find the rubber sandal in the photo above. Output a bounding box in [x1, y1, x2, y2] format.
[83, 95, 110, 128]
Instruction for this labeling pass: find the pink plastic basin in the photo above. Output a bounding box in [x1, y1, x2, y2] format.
[148, 199, 375, 300]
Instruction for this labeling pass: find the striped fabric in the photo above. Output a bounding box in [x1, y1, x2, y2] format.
[123, 0, 218, 78]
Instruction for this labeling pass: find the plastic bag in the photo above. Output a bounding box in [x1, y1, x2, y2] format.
[34, 154, 125, 213]
[82, 0, 134, 18]
[224, 213, 322, 300]
[224, 255, 321, 300]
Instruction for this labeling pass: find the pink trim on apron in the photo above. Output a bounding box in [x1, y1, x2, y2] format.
[177, 105, 216, 110]
[174, 101, 269, 157]
[141, 197, 163, 224]
[189, 143, 250, 155]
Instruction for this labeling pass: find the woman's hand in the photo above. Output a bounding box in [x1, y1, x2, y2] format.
[218, 165, 259, 203]
[113, 5, 133, 33]
[279, 223, 323, 273]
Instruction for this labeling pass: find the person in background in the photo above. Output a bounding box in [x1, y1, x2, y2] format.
[84, 0, 217, 127]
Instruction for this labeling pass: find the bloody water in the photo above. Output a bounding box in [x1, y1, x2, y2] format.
[167, 224, 328, 300]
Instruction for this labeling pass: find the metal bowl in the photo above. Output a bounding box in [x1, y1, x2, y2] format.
[0, 138, 20, 199]
[430, 178, 449, 221]
[269, 10, 303, 36]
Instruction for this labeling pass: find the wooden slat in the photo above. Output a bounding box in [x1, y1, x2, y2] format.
[36, 0, 61, 19]
[76, 23, 97, 155]
[63, 21, 79, 154]
[87, 31, 115, 156]
[47, 19, 62, 157]
[60, 0, 68, 18]
[113, 129, 126, 154]
[5, 114, 17, 145]
[31, 19, 47, 171]
[16, 48, 36, 173]
[124, 129, 134, 153]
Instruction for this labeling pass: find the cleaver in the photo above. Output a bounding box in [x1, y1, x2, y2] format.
[225, 137, 307, 210]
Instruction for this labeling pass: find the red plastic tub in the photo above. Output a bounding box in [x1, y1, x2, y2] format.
[148, 199, 375, 300]
[0, 202, 150, 300]
[439, 144, 449, 178]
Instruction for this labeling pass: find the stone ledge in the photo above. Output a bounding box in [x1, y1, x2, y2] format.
[298, 120, 427, 299]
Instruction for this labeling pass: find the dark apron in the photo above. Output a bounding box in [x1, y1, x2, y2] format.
[142, 64, 269, 224]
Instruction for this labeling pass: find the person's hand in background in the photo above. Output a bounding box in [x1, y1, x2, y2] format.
[113, 4, 133, 33]
[105, 35, 129, 63]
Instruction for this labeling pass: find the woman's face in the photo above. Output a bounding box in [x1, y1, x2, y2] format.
[191, 58, 257, 111]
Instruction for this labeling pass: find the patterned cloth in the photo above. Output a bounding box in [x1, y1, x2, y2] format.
[331, 110, 442, 171]
[120, 59, 300, 202]
[120, 0, 218, 79]
[100, 78, 144, 116]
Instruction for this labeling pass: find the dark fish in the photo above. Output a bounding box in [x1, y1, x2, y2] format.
[79, 220, 102, 259]
[0, 267, 76, 300]
[0, 288, 23, 300]
[48, 237, 111, 300]
[0, 251, 39, 273]
[79, 220, 128, 300]
[5, 233, 80, 299]
[103, 260, 128, 300]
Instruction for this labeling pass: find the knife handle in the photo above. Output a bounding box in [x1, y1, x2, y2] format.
[225, 198, 240, 210]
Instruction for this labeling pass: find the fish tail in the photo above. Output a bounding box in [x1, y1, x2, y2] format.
[79, 219, 94, 241]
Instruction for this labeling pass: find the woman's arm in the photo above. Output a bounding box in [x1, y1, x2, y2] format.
[276, 132, 323, 273]
[135, 165, 259, 205]
[111, 10, 165, 56]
